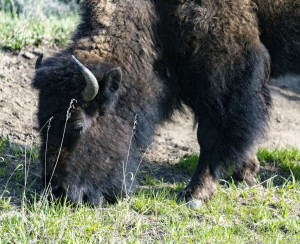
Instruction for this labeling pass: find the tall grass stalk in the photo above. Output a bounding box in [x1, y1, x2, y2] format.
[122, 115, 138, 199]
[39, 99, 77, 206]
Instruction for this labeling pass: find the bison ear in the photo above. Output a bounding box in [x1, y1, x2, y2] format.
[103, 67, 122, 94]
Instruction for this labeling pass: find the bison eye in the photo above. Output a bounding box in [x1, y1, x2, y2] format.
[71, 122, 83, 132]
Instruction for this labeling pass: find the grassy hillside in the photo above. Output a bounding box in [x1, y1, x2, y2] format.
[0, 0, 79, 50]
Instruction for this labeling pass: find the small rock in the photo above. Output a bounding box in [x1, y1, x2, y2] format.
[13, 112, 20, 119]
[186, 199, 203, 210]
[181, 146, 189, 151]
[22, 52, 35, 60]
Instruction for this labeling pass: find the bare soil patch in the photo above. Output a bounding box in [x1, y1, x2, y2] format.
[0, 45, 60, 144]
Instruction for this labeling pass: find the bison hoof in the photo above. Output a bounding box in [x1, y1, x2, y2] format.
[177, 190, 203, 210]
[244, 175, 258, 187]
[234, 174, 258, 188]
[232, 172, 258, 187]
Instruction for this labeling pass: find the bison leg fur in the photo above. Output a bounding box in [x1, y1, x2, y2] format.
[178, 124, 219, 209]
[178, 43, 271, 209]
[232, 154, 260, 187]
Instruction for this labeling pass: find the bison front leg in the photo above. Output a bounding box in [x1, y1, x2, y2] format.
[178, 124, 220, 209]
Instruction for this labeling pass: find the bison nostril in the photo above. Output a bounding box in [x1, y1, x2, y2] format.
[51, 185, 59, 192]
[82, 193, 89, 204]
[51, 185, 64, 196]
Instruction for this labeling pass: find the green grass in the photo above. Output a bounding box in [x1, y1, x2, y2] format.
[175, 154, 199, 174]
[0, 135, 40, 204]
[0, 7, 79, 50]
[258, 147, 300, 179]
[1, 142, 300, 242]
[176, 147, 300, 180]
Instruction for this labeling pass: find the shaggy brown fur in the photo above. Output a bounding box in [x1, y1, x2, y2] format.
[156, 0, 299, 203]
[33, 0, 299, 205]
[156, 0, 272, 202]
[254, 0, 300, 76]
[34, 0, 173, 204]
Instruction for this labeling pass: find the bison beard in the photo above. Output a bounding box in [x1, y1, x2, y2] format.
[33, 0, 299, 207]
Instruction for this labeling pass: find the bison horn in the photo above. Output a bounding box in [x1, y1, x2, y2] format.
[71, 55, 99, 102]
[35, 53, 43, 70]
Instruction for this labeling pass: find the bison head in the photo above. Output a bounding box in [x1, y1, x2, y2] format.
[33, 54, 138, 205]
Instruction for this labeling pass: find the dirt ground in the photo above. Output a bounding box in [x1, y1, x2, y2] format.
[0, 46, 300, 185]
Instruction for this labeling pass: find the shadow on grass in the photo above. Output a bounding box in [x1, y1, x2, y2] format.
[0, 137, 42, 206]
[1, 137, 299, 207]
[139, 151, 300, 192]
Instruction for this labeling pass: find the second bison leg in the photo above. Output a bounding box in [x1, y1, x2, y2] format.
[232, 154, 260, 186]
[178, 43, 271, 208]
[178, 121, 220, 207]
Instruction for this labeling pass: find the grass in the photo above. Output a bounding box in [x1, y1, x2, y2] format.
[0, 140, 299, 243]
[258, 147, 300, 179]
[175, 154, 199, 174]
[0, 1, 79, 50]
[0, 135, 40, 204]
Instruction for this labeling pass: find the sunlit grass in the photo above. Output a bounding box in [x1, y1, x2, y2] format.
[175, 147, 300, 180]
[0, 9, 79, 50]
[175, 154, 198, 174]
[258, 147, 300, 179]
[0, 176, 299, 242]
[0, 141, 300, 242]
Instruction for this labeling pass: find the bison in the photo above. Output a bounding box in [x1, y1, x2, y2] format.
[33, 0, 300, 208]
